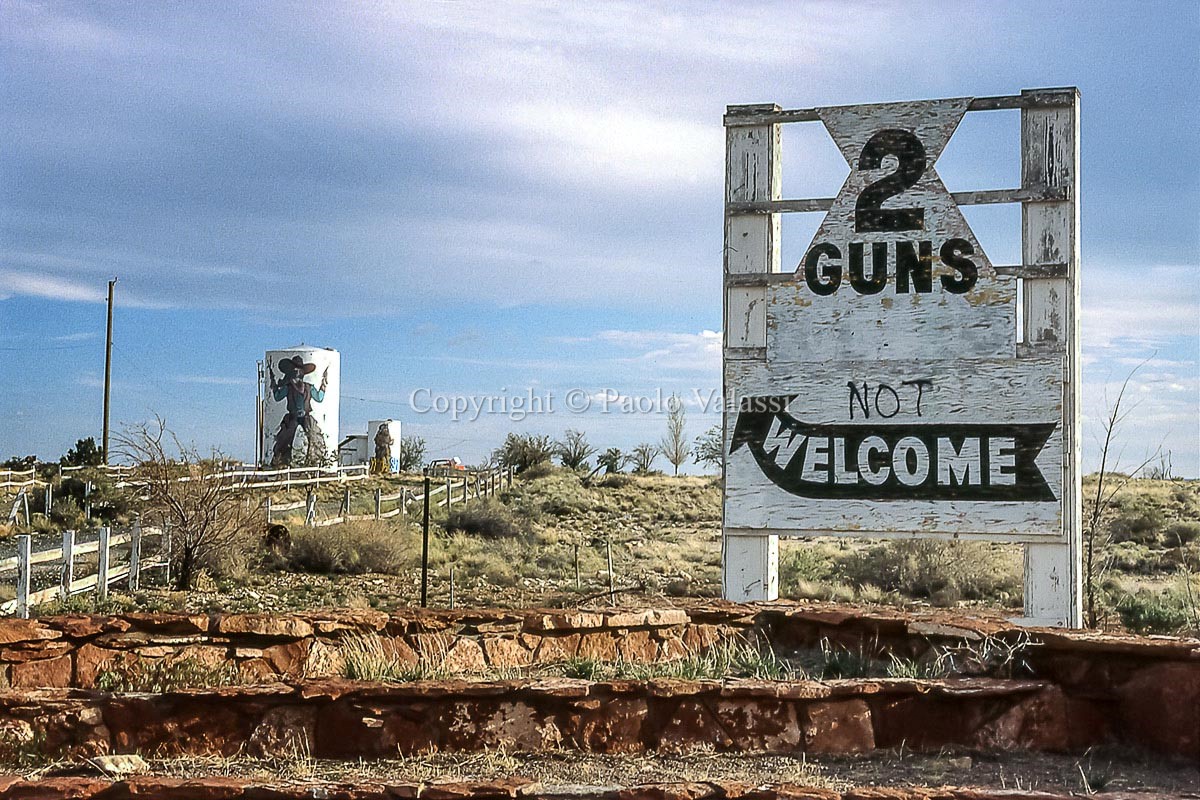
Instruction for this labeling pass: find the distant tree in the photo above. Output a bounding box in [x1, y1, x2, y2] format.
[61, 437, 103, 467]
[597, 448, 627, 475]
[1, 455, 37, 471]
[659, 395, 689, 476]
[629, 442, 659, 474]
[556, 429, 595, 471]
[116, 417, 257, 590]
[395, 435, 427, 472]
[493, 432, 556, 473]
[694, 425, 723, 473]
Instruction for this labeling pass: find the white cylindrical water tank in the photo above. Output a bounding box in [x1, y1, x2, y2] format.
[261, 346, 340, 468]
[367, 419, 402, 473]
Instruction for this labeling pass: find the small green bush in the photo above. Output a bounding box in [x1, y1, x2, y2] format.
[1116, 580, 1198, 635]
[1164, 521, 1200, 547]
[1108, 509, 1165, 545]
[839, 539, 1020, 604]
[521, 461, 557, 481]
[286, 521, 408, 574]
[444, 500, 522, 538]
[780, 546, 834, 589]
[596, 473, 634, 490]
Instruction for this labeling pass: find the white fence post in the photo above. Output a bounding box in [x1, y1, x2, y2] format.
[265, 496, 272, 522]
[162, 522, 172, 587]
[97, 525, 111, 602]
[128, 516, 142, 590]
[15, 535, 30, 619]
[374, 489, 382, 521]
[44, 483, 53, 516]
[60, 529, 75, 601]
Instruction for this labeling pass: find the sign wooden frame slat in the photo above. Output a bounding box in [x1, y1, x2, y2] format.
[723, 90, 1078, 126]
[721, 89, 1082, 627]
[726, 186, 1072, 215]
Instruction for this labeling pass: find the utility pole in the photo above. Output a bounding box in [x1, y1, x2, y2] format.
[101, 278, 116, 464]
[255, 360, 264, 466]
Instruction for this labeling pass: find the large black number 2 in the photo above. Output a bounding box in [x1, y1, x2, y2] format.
[854, 129, 926, 232]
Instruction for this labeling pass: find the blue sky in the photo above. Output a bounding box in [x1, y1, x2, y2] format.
[1, 0, 1197, 475]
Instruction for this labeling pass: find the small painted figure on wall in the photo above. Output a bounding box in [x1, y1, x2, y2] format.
[269, 355, 329, 466]
[372, 422, 394, 474]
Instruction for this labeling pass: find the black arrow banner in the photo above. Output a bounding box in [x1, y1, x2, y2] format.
[730, 395, 1056, 502]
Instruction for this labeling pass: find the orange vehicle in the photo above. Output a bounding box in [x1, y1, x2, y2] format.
[427, 457, 467, 473]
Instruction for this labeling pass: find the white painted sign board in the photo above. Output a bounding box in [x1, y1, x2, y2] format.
[722, 90, 1081, 627]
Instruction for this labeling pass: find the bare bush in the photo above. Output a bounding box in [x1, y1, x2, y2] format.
[116, 417, 259, 590]
[693, 425, 723, 473]
[629, 442, 659, 474]
[396, 436, 427, 472]
[1084, 364, 1163, 627]
[492, 433, 556, 473]
[556, 429, 595, 471]
[597, 448, 627, 474]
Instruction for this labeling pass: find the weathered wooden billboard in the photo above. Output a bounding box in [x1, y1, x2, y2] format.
[722, 89, 1081, 627]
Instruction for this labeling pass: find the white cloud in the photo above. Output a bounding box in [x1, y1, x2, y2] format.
[0, 271, 100, 303]
[565, 329, 722, 374]
[1082, 264, 1199, 349]
[503, 103, 720, 188]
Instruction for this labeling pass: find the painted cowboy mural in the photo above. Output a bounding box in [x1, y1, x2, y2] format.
[372, 422, 395, 474]
[269, 355, 329, 466]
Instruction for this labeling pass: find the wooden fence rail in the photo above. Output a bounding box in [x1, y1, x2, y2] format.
[265, 466, 514, 527]
[0, 523, 168, 619]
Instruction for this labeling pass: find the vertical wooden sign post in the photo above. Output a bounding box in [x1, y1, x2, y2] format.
[722, 89, 1081, 627]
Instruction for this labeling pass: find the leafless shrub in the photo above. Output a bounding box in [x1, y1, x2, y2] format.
[115, 416, 259, 590]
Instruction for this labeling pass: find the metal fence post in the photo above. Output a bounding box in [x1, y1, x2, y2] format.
[421, 471, 430, 608]
[128, 516, 142, 590]
[374, 489, 382, 521]
[60, 529, 76, 601]
[97, 525, 111, 602]
[15, 535, 31, 619]
[305, 489, 316, 527]
[606, 537, 615, 607]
